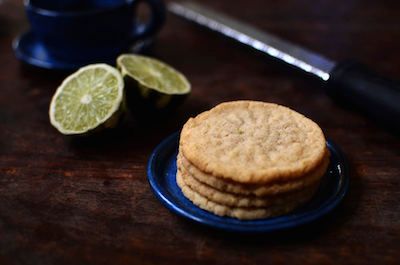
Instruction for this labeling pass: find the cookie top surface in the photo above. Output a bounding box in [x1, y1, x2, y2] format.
[179, 100, 327, 184]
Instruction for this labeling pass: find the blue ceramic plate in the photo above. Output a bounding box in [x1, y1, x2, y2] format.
[148, 132, 349, 233]
[12, 29, 153, 71]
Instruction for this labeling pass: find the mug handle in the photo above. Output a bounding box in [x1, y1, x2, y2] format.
[131, 0, 166, 40]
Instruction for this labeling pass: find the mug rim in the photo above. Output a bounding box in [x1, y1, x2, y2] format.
[24, 0, 135, 17]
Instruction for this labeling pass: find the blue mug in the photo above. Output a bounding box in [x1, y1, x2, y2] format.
[24, 0, 165, 63]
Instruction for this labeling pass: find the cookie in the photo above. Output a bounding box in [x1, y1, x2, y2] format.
[177, 150, 329, 196]
[178, 160, 321, 208]
[176, 100, 330, 220]
[176, 170, 315, 220]
[179, 101, 328, 184]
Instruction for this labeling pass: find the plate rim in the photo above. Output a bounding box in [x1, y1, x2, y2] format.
[147, 131, 349, 233]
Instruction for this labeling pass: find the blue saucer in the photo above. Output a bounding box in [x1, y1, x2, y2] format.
[12, 30, 154, 71]
[147, 132, 350, 233]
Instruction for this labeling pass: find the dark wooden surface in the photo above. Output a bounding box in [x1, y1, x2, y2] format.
[1, 0, 400, 264]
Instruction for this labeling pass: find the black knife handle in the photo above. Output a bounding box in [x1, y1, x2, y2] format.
[327, 60, 400, 132]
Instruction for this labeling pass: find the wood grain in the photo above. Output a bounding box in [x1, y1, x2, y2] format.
[0, 0, 399, 264]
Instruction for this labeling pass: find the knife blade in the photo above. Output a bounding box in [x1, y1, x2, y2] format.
[169, 2, 400, 132]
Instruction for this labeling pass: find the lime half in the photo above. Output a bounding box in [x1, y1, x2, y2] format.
[116, 54, 191, 114]
[49, 63, 126, 135]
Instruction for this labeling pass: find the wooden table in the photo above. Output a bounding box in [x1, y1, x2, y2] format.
[1, 0, 399, 264]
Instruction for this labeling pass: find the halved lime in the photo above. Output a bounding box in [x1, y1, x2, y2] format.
[116, 54, 191, 115]
[49, 63, 126, 136]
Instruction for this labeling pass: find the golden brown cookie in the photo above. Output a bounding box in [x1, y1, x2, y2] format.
[177, 149, 330, 196]
[179, 101, 328, 184]
[178, 161, 321, 208]
[176, 100, 330, 220]
[176, 170, 316, 220]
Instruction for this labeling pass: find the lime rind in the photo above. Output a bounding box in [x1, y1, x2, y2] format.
[117, 54, 191, 95]
[49, 63, 125, 135]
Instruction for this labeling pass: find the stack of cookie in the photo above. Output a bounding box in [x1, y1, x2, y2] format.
[176, 100, 330, 220]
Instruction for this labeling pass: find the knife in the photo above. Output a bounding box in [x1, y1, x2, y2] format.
[169, 2, 400, 132]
